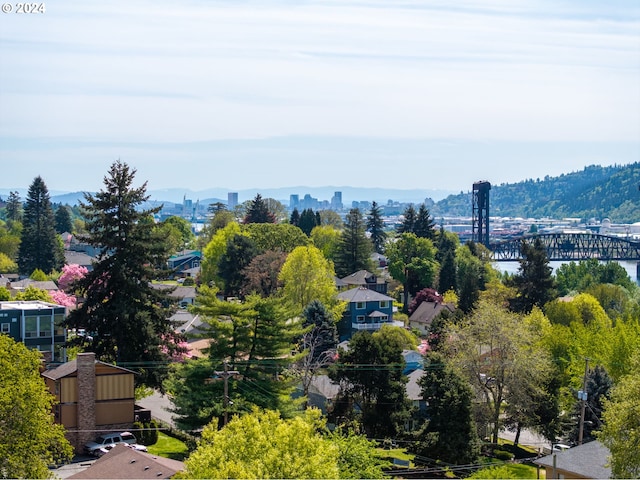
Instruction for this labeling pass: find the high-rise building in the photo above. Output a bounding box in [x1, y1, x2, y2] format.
[228, 192, 238, 209]
[331, 191, 343, 210]
[289, 194, 299, 210]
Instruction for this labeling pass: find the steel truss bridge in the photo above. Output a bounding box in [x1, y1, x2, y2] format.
[490, 233, 640, 262]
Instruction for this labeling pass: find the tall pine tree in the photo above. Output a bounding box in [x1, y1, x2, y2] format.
[18, 177, 64, 275]
[414, 204, 436, 240]
[64, 161, 184, 388]
[397, 204, 417, 234]
[5, 191, 23, 223]
[244, 194, 276, 224]
[366, 201, 387, 254]
[334, 208, 372, 278]
[509, 237, 557, 313]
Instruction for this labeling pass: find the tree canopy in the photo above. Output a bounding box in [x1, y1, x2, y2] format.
[18, 176, 64, 275]
[63, 161, 184, 388]
[0, 335, 73, 478]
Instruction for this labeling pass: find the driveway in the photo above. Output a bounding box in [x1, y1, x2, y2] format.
[137, 390, 176, 427]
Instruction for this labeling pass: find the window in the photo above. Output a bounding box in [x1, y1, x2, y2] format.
[0, 323, 9, 334]
[54, 314, 65, 336]
[379, 301, 388, 309]
[356, 302, 365, 309]
[25, 316, 38, 338]
[39, 317, 52, 338]
[356, 315, 365, 323]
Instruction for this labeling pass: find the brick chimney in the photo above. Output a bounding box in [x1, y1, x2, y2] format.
[76, 352, 96, 449]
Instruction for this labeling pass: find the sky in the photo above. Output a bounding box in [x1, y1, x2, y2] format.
[1, 0, 639, 195]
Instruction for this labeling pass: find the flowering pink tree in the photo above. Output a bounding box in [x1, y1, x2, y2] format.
[50, 290, 77, 308]
[58, 264, 88, 292]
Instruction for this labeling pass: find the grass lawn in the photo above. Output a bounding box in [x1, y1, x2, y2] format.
[146, 432, 190, 461]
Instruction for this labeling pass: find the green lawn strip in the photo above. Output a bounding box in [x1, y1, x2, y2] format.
[146, 432, 189, 461]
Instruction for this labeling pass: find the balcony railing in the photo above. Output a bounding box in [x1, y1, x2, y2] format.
[352, 322, 388, 331]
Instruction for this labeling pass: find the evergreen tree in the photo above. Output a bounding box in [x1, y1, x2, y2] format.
[243, 194, 276, 224]
[298, 208, 318, 236]
[334, 208, 372, 278]
[397, 204, 417, 234]
[414, 352, 480, 465]
[301, 300, 338, 364]
[54, 204, 73, 233]
[217, 234, 258, 297]
[414, 204, 436, 240]
[289, 208, 300, 226]
[18, 176, 64, 275]
[508, 237, 557, 313]
[567, 365, 612, 444]
[5, 191, 22, 223]
[438, 250, 457, 294]
[366, 201, 387, 254]
[64, 161, 184, 388]
[329, 329, 411, 439]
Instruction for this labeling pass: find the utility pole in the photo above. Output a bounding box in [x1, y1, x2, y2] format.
[577, 357, 589, 445]
[212, 361, 240, 427]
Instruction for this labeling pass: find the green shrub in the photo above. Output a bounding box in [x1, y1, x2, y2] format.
[493, 449, 515, 461]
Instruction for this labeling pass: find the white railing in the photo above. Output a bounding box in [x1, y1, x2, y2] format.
[352, 322, 388, 330]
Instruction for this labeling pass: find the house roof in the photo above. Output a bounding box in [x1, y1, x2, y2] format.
[9, 279, 59, 291]
[309, 374, 340, 401]
[68, 443, 184, 479]
[41, 357, 138, 380]
[533, 440, 611, 479]
[151, 284, 196, 299]
[64, 250, 96, 267]
[406, 368, 425, 401]
[337, 287, 394, 303]
[409, 301, 455, 325]
[340, 270, 386, 286]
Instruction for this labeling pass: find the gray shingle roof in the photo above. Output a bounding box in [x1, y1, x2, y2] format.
[337, 287, 394, 303]
[533, 440, 611, 479]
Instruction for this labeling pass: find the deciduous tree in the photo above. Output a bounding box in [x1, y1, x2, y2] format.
[0, 335, 73, 478]
[278, 245, 343, 319]
[598, 353, 640, 479]
[447, 301, 554, 444]
[386, 233, 438, 313]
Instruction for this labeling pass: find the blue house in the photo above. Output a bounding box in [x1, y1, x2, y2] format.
[336, 287, 396, 340]
[167, 250, 201, 277]
[0, 300, 67, 364]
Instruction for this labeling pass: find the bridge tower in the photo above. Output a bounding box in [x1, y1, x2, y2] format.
[472, 181, 491, 247]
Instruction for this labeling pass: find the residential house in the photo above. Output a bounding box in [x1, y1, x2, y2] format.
[402, 349, 424, 374]
[63, 250, 96, 271]
[167, 250, 201, 277]
[41, 352, 137, 452]
[408, 301, 455, 336]
[152, 284, 197, 309]
[0, 300, 67, 363]
[336, 287, 397, 341]
[533, 440, 611, 479]
[338, 270, 388, 294]
[405, 368, 427, 431]
[7, 278, 59, 293]
[68, 443, 184, 479]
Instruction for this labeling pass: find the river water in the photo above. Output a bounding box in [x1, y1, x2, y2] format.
[494, 260, 640, 285]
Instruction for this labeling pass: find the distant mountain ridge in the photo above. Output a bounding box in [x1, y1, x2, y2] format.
[432, 162, 640, 223]
[2, 163, 638, 222]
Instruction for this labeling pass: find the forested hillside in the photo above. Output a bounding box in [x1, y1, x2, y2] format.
[432, 163, 640, 222]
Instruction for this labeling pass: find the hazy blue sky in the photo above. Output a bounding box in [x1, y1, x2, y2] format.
[1, 0, 638, 193]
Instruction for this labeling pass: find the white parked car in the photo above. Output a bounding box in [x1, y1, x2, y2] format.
[84, 432, 137, 455]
